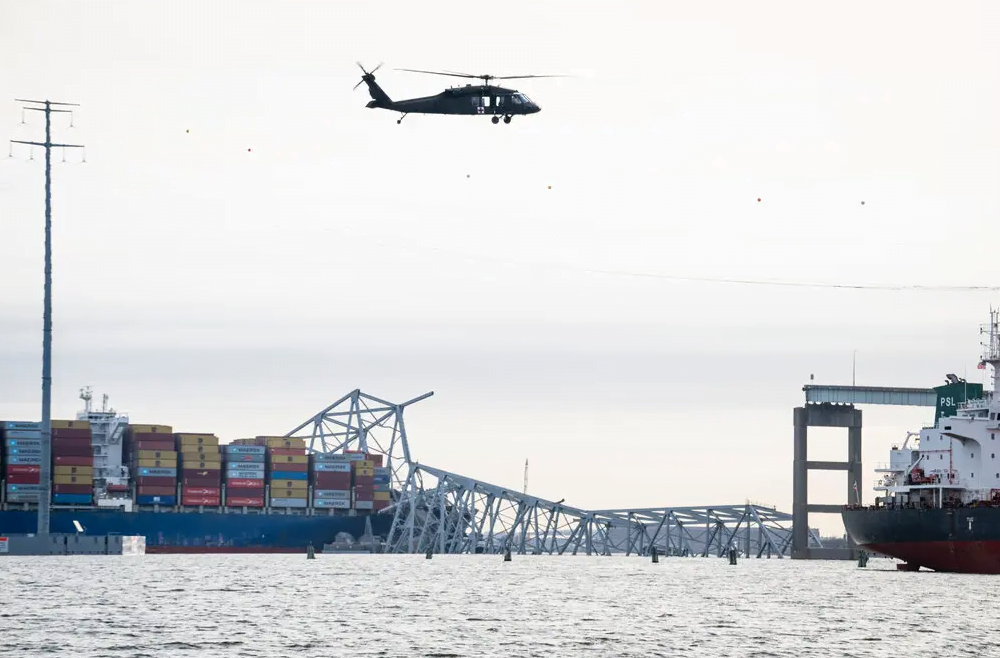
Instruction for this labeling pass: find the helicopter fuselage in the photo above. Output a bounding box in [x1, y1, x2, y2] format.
[366, 84, 541, 117]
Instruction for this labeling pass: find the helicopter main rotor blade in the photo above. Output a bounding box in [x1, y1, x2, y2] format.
[395, 68, 482, 79]
[491, 74, 568, 80]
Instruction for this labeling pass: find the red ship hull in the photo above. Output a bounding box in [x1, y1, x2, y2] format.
[865, 541, 1000, 574]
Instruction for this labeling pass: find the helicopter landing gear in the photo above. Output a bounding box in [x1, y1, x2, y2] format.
[491, 115, 500, 125]
[503, 115, 512, 124]
[397, 113, 407, 124]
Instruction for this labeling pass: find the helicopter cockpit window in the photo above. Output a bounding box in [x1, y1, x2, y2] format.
[514, 93, 531, 105]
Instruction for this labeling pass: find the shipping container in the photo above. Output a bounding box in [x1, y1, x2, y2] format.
[5, 473, 41, 485]
[270, 497, 308, 508]
[269, 454, 308, 464]
[137, 485, 176, 496]
[136, 495, 176, 505]
[0, 421, 41, 431]
[129, 433, 174, 443]
[226, 462, 266, 472]
[178, 444, 219, 454]
[181, 460, 222, 470]
[53, 455, 93, 466]
[312, 453, 349, 463]
[53, 474, 93, 486]
[354, 491, 375, 501]
[175, 434, 220, 446]
[181, 496, 221, 506]
[369, 454, 384, 467]
[345, 453, 366, 462]
[51, 427, 91, 439]
[137, 449, 177, 460]
[52, 484, 92, 494]
[271, 479, 308, 490]
[6, 447, 42, 457]
[5, 432, 42, 442]
[182, 476, 220, 487]
[182, 486, 221, 497]
[352, 460, 374, 469]
[262, 437, 306, 449]
[223, 453, 266, 463]
[133, 440, 175, 451]
[270, 470, 308, 481]
[271, 489, 308, 499]
[268, 462, 307, 473]
[52, 438, 92, 449]
[226, 478, 266, 488]
[52, 493, 92, 504]
[373, 500, 390, 511]
[313, 489, 351, 500]
[313, 475, 352, 489]
[5, 464, 40, 475]
[6, 483, 45, 493]
[353, 500, 374, 510]
[223, 445, 267, 455]
[313, 498, 350, 509]
[137, 467, 177, 478]
[51, 446, 92, 457]
[228, 487, 265, 497]
[6, 493, 41, 502]
[7, 456, 43, 465]
[136, 476, 177, 487]
[373, 466, 390, 476]
[312, 462, 352, 472]
[53, 465, 93, 476]
[268, 448, 307, 457]
[51, 420, 90, 430]
[226, 497, 264, 507]
[374, 491, 391, 501]
[354, 467, 375, 478]
[137, 458, 177, 469]
[129, 424, 173, 434]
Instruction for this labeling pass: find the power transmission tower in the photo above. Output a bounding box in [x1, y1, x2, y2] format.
[10, 99, 85, 535]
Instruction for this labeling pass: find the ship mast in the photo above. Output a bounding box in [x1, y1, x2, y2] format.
[980, 308, 1000, 405]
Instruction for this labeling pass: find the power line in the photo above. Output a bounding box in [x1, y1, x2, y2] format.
[9, 98, 85, 536]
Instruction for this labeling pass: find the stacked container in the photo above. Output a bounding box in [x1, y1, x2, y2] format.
[373, 465, 391, 511]
[311, 453, 351, 510]
[2, 421, 44, 503]
[127, 424, 177, 506]
[176, 433, 221, 506]
[51, 420, 94, 505]
[348, 451, 375, 511]
[262, 436, 308, 509]
[223, 444, 266, 507]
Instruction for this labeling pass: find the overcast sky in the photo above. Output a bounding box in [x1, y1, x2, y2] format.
[2, 1, 999, 534]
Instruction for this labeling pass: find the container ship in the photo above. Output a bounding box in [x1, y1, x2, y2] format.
[0, 392, 394, 552]
[842, 309, 1000, 574]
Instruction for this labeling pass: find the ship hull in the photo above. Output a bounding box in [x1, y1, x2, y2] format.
[0, 508, 392, 553]
[843, 506, 1000, 574]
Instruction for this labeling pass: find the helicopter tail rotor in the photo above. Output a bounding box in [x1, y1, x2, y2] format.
[354, 62, 394, 109]
[353, 61, 384, 90]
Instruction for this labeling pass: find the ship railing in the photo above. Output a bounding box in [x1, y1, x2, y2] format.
[958, 396, 992, 410]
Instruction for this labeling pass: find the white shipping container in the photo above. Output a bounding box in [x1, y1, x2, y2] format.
[4, 430, 43, 439]
[354, 500, 374, 510]
[270, 498, 308, 509]
[312, 463, 351, 472]
[0, 421, 41, 431]
[5, 438, 43, 448]
[313, 489, 351, 500]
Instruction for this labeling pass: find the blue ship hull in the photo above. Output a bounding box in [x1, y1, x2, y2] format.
[0, 508, 393, 552]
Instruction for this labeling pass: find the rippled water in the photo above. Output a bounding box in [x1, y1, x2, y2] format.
[0, 554, 996, 657]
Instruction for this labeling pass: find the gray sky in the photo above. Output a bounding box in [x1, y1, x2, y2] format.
[2, 1, 998, 534]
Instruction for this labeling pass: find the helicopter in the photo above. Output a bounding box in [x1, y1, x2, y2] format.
[354, 62, 561, 124]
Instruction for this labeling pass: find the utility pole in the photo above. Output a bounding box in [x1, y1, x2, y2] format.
[10, 99, 84, 535]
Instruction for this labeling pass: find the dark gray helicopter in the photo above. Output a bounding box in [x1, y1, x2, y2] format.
[354, 62, 560, 124]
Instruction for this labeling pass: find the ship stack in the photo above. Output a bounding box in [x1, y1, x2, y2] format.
[2, 421, 44, 504]
[264, 437, 308, 509]
[177, 433, 221, 507]
[311, 452, 352, 510]
[223, 443, 266, 508]
[51, 420, 94, 505]
[127, 424, 177, 506]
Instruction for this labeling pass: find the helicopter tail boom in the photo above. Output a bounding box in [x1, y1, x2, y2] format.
[354, 63, 394, 110]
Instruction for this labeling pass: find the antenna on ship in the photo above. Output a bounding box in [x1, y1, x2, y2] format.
[10, 99, 85, 537]
[979, 307, 1000, 400]
[80, 386, 93, 413]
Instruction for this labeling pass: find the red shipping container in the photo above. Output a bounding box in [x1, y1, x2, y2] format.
[354, 478, 374, 486]
[373, 500, 390, 511]
[227, 497, 264, 507]
[354, 484, 374, 494]
[52, 438, 91, 449]
[182, 469, 220, 479]
[182, 486, 220, 497]
[53, 484, 91, 494]
[369, 454, 384, 467]
[227, 478, 265, 488]
[268, 462, 307, 472]
[229, 487, 265, 497]
[137, 485, 176, 496]
[51, 428, 91, 439]
[133, 440, 175, 451]
[136, 476, 177, 487]
[52, 445, 92, 457]
[54, 456, 92, 466]
[268, 448, 307, 456]
[354, 491, 374, 501]
[313, 475, 352, 488]
[182, 476, 220, 487]
[6, 464, 41, 475]
[6, 473, 41, 485]
[181, 496, 220, 506]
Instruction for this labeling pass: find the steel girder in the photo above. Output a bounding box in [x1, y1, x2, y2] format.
[384, 463, 820, 557]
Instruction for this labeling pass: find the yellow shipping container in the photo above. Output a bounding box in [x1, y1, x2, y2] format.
[270, 491, 307, 499]
[52, 419, 90, 429]
[352, 460, 374, 469]
[137, 458, 177, 469]
[177, 434, 220, 447]
[270, 454, 307, 465]
[53, 465, 93, 476]
[374, 491, 390, 501]
[355, 468, 375, 478]
[179, 444, 219, 454]
[137, 449, 177, 460]
[129, 424, 172, 434]
[270, 479, 307, 490]
[53, 474, 93, 485]
[262, 437, 306, 449]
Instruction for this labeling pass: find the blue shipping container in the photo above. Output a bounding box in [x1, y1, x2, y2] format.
[271, 470, 308, 481]
[5, 437, 42, 446]
[137, 495, 177, 506]
[52, 493, 92, 505]
[138, 467, 177, 477]
[0, 422, 42, 431]
[8, 456, 42, 464]
[7, 448, 42, 456]
[7, 484, 45, 493]
[223, 445, 267, 455]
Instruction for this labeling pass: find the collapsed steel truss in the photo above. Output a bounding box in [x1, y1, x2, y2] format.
[286, 390, 819, 556]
